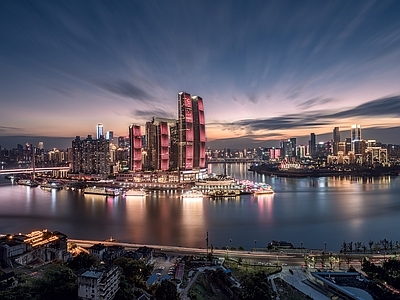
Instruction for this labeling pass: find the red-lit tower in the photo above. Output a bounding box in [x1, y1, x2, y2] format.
[192, 96, 206, 168]
[178, 92, 194, 170]
[129, 124, 142, 171]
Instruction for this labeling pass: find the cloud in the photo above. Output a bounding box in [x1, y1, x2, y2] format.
[296, 97, 334, 110]
[212, 95, 400, 132]
[329, 95, 400, 118]
[97, 80, 152, 102]
[131, 109, 176, 120]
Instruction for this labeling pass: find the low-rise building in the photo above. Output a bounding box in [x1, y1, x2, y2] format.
[78, 265, 120, 300]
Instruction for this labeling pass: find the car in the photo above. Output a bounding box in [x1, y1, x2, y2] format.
[156, 273, 161, 276]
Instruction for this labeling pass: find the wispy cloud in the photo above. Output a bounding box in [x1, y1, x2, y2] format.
[97, 80, 152, 102]
[131, 109, 175, 120]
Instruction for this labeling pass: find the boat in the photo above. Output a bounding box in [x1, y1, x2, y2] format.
[207, 190, 240, 198]
[83, 187, 120, 196]
[40, 181, 63, 190]
[181, 190, 204, 199]
[17, 179, 39, 187]
[125, 189, 147, 197]
[253, 185, 274, 195]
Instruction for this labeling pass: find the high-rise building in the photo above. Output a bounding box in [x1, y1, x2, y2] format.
[192, 96, 206, 168]
[106, 131, 114, 143]
[351, 124, 361, 154]
[97, 123, 104, 139]
[333, 127, 340, 155]
[145, 117, 176, 171]
[129, 124, 142, 171]
[71, 135, 110, 177]
[178, 92, 194, 170]
[309, 133, 316, 157]
[280, 138, 296, 160]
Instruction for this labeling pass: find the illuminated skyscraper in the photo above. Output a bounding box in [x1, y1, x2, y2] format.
[309, 133, 316, 157]
[145, 117, 176, 171]
[97, 123, 104, 139]
[333, 127, 340, 155]
[129, 124, 142, 171]
[192, 96, 206, 168]
[178, 92, 194, 170]
[351, 124, 362, 154]
[177, 92, 206, 170]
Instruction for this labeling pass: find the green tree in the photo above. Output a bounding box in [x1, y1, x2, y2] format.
[155, 280, 179, 300]
[114, 275, 135, 300]
[68, 252, 96, 271]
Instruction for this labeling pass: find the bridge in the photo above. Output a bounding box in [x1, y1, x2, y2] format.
[0, 166, 70, 175]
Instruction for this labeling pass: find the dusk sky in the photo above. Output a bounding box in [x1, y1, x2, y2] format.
[1, 0, 400, 149]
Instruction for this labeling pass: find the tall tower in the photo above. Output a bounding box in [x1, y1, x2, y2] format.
[178, 92, 194, 170]
[351, 124, 361, 154]
[310, 133, 316, 157]
[97, 123, 104, 139]
[192, 96, 206, 168]
[333, 127, 340, 155]
[129, 124, 142, 171]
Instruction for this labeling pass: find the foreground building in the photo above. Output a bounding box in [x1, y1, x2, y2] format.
[78, 265, 120, 300]
[0, 229, 69, 268]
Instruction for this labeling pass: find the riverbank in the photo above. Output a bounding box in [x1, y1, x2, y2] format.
[249, 164, 400, 178]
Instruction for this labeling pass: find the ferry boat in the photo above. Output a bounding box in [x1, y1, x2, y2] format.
[253, 185, 274, 195]
[40, 181, 63, 190]
[181, 190, 204, 199]
[17, 179, 39, 187]
[83, 187, 120, 196]
[124, 189, 147, 197]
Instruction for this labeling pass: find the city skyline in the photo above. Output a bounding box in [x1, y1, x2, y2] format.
[1, 1, 400, 149]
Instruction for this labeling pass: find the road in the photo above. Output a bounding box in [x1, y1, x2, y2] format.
[69, 238, 386, 269]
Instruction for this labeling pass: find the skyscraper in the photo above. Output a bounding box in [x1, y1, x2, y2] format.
[351, 124, 361, 154]
[178, 92, 194, 170]
[129, 124, 142, 171]
[310, 133, 316, 157]
[192, 96, 206, 168]
[333, 127, 340, 155]
[97, 123, 104, 139]
[177, 92, 206, 171]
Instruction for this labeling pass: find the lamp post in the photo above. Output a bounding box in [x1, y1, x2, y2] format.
[301, 241, 303, 254]
[324, 242, 327, 254]
[254, 239, 257, 252]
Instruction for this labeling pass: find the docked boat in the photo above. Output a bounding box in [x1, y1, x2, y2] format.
[40, 181, 63, 190]
[181, 190, 204, 199]
[17, 179, 39, 187]
[125, 189, 147, 197]
[83, 187, 120, 196]
[253, 185, 274, 195]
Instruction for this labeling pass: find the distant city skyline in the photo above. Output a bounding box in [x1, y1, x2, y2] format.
[1, 1, 400, 149]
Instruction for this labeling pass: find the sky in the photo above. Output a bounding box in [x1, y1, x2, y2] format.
[1, 0, 400, 150]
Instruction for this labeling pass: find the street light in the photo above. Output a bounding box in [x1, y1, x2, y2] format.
[324, 242, 327, 254]
[301, 241, 303, 254]
[254, 239, 257, 252]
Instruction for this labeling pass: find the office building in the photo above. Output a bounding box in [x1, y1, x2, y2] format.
[310, 133, 316, 157]
[97, 123, 104, 139]
[333, 127, 340, 155]
[351, 124, 361, 154]
[106, 131, 114, 143]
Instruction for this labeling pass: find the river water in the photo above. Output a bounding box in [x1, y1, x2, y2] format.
[1, 163, 399, 252]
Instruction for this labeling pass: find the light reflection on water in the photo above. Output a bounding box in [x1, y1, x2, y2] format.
[0, 164, 399, 251]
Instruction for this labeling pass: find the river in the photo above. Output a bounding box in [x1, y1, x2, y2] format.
[1, 163, 399, 252]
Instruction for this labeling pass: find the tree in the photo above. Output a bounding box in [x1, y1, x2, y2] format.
[114, 275, 135, 300]
[368, 240, 374, 254]
[68, 252, 96, 271]
[155, 280, 179, 300]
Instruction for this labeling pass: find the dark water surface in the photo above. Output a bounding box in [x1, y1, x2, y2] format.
[1, 163, 399, 252]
